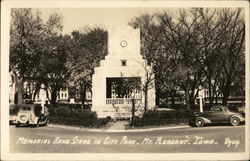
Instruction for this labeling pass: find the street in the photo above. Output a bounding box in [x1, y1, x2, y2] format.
[9, 124, 245, 153]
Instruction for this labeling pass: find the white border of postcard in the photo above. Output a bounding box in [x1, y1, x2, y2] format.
[1, 0, 249, 160]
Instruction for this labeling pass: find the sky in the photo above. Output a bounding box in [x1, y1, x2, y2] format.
[39, 8, 179, 35]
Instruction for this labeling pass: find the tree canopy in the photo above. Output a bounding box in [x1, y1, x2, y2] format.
[129, 8, 245, 109]
[66, 27, 108, 105]
[10, 8, 68, 104]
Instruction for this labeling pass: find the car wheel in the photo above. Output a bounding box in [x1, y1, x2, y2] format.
[195, 118, 205, 127]
[230, 116, 240, 126]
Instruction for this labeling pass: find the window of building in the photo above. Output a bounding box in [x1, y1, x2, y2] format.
[121, 60, 127, 66]
[61, 93, 63, 98]
[65, 93, 67, 97]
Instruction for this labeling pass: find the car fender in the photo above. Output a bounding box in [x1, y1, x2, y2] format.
[230, 114, 245, 122]
[29, 117, 39, 124]
[196, 117, 212, 124]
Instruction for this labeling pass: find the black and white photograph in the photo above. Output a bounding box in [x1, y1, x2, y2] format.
[1, 0, 249, 160]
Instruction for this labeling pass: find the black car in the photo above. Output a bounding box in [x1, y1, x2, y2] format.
[189, 105, 245, 127]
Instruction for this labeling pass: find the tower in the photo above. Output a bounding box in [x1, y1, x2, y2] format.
[92, 26, 155, 118]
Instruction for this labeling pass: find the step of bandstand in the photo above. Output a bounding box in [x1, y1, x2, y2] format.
[114, 112, 131, 120]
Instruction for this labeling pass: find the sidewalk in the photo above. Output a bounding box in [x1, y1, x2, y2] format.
[107, 121, 129, 130]
[48, 122, 190, 132]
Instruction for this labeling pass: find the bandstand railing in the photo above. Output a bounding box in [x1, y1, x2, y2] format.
[106, 98, 142, 105]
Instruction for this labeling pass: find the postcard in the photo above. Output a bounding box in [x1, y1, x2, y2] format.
[1, 0, 249, 160]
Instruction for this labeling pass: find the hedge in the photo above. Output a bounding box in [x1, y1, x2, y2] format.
[132, 109, 192, 127]
[48, 106, 110, 128]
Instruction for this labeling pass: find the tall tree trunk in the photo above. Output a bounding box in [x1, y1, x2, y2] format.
[222, 87, 230, 105]
[144, 87, 148, 112]
[165, 95, 168, 106]
[17, 77, 24, 105]
[32, 82, 41, 102]
[131, 98, 135, 127]
[185, 90, 191, 111]
[222, 79, 232, 105]
[208, 77, 213, 106]
[81, 84, 87, 106]
[184, 81, 192, 111]
[171, 94, 175, 106]
[14, 92, 18, 104]
[51, 89, 57, 105]
[190, 98, 195, 111]
[14, 76, 18, 104]
[155, 89, 160, 106]
[215, 93, 218, 104]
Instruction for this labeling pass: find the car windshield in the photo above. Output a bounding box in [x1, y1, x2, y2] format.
[211, 107, 223, 112]
[20, 106, 31, 111]
[222, 107, 229, 112]
[210, 106, 228, 112]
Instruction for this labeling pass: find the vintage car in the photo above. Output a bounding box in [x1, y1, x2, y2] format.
[189, 105, 245, 127]
[13, 104, 49, 127]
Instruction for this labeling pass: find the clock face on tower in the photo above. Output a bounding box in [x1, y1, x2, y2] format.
[120, 40, 127, 47]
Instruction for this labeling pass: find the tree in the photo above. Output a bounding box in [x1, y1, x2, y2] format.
[10, 8, 45, 104]
[215, 8, 245, 105]
[117, 73, 142, 126]
[26, 12, 67, 105]
[129, 11, 205, 111]
[40, 34, 71, 105]
[129, 14, 160, 109]
[139, 61, 155, 111]
[192, 8, 245, 105]
[10, 8, 69, 105]
[67, 27, 107, 105]
[190, 8, 221, 106]
[156, 10, 206, 110]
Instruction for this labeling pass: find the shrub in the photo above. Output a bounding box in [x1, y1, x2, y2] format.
[49, 106, 110, 128]
[96, 117, 111, 128]
[74, 110, 98, 127]
[48, 107, 56, 117]
[132, 109, 190, 127]
[55, 106, 72, 117]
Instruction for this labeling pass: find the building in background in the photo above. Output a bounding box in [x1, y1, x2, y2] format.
[9, 78, 92, 105]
